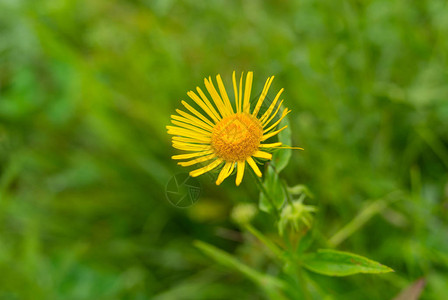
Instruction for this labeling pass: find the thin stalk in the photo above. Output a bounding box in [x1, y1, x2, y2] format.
[251, 171, 280, 219]
[296, 268, 312, 300]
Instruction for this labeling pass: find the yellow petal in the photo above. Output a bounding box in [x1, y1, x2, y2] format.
[196, 87, 222, 121]
[172, 150, 213, 160]
[171, 116, 213, 133]
[252, 76, 274, 117]
[252, 151, 272, 160]
[176, 109, 215, 128]
[263, 109, 290, 133]
[259, 142, 282, 148]
[216, 162, 234, 185]
[172, 136, 210, 144]
[275, 146, 304, 150]
[204, 77, 230, 118]
[216, 74, 234, 114]
[260, 89, 284, 124]
[181, 101, 216, 127]
[232, 71, 239, 113]
[238, 72, 244, 113]
[261, 100, 284, 127]
[172, 112, 213, 131]
[172, 142, 211, 152]
[246, 157, 262, 177]
[190, 158, 223, 177]
[261, 125, 288, 141]
[236, 161, 245, 186]
[187, 90, 220, 123]
[243, 71, 253, 113]
[178, 153, 216, 167]
[167, 126, 210, 140]
[171, 120, 211, 136]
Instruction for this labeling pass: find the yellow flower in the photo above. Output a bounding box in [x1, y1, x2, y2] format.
[167, 71, 301, 186]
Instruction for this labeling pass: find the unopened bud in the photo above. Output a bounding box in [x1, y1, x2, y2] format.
[278, 200, 316, 236]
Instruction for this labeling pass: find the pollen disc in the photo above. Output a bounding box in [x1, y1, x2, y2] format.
[211, 113, 263, 162]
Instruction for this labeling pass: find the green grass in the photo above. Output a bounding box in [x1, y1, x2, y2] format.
[1, 0, 448, 299]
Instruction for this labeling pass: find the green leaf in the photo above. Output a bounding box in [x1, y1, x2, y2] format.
[259, 166, 286, 213]
[296, 229, 314, 255]
[194, 240, 288, 299]
[302, 249, 394, 276]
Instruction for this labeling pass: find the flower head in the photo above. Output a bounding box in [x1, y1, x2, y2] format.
[167, 71, 301, 186]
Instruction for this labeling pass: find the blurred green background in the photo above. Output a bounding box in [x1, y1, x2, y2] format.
[1, 0, 448, 299]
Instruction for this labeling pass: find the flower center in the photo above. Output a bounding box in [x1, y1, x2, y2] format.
[211, 113, 263, 162]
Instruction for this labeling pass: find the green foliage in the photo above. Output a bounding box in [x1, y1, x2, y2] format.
[1, 0, 448, 299]
[302, 249, 394, 276]
[258, 165, 287, 214]
[194, 240, 287, 299]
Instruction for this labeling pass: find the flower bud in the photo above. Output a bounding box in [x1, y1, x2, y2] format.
[278, 200, 316, 236]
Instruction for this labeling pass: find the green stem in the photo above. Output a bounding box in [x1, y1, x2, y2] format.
[251, 171, 280, 220]
[296, 268, 312, 300]
[251, 166, 313, 299]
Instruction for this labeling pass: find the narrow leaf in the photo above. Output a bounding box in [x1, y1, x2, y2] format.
[302, 249, 394, 276]
[194, 240, 286, 291]
[244, 224, 284, 259]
